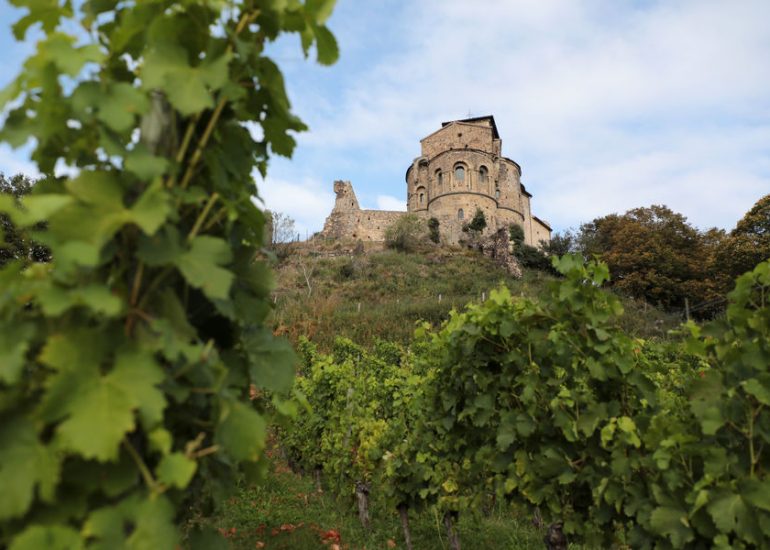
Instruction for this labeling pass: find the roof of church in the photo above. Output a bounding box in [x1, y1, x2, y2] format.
[441, 115, 500, 140]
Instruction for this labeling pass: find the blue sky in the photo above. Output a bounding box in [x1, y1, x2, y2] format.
[2, 0, 769, 238]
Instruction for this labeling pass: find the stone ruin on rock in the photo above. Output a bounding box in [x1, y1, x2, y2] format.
[317, 116, 551, 254]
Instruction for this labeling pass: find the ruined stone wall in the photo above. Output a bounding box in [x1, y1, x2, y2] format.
[317, 180, 406, 242]
[354, 210, 405, 241]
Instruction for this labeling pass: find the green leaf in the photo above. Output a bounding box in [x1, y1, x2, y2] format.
[156, 452, 197, 489]
[313, 24, 338, 65]
[496, 416, 516, 450]
[137, 226, 183, 266]
[0, 418, 60, 520]
[10, 0, 73, 40]
[55, 369, 136, 461]
[54, 348, 165, 460]
[142, 45, 231, 115]
[0, 194, 72, 227]
[125, 148, 169, 181]
[130, 179, 171, 234]
[38, 284, 122, 317]
[244, 328, 296, 393]
[84, 493, 178, 550]
[126, 495, 179, 550]
[66, 171, 124, 207]
[690, 372, 725, 435]
[33, 33, 103, 76]
[741, 479, 770, 512]
[649, 506, 693, 547]
[98, 83, 149, 132]
[743, 377, 770, 406]
[306, 0, 336, 24]
[175, 236, 233, 300]
[216, 400, 267, 462]
[707, 491, 756, 539]
[0, 322, 34, 384]
[110, 348, 167, 428]
[9, 525, 82, 550]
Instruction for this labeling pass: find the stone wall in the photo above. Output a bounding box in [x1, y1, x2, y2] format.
[317, 180, 406, 242]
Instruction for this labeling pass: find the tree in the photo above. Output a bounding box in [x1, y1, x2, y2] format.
[509, 223, 552, 272]
[716, 194, 770, 283]
[465, 208, 487, 233]
[0, 173, 49, 267]
[385, 214, 426, 252]
[542, 229, 576, 257]
[576, 205, 720, 310]
[0, 0, 338, 548]
[265, 210, 297, 260]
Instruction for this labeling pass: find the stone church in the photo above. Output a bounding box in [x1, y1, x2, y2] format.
[318, 116, 551, 247]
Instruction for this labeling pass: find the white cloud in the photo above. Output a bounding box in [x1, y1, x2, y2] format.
[254, 176, 335, 239]
[375, 194, 406, 211]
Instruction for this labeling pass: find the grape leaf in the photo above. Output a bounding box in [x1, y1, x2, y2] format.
[175, 236, 233, 300]
[216, 400, 266, 461]
[156, 452, 197, 489]
[9, 524, 82, 550]
[0, 418, 59, 520]
[243, 327, 296, 393]
[142, 45, 231, 115]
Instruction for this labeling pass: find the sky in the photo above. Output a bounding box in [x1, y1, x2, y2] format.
[1, 0, 769, 238]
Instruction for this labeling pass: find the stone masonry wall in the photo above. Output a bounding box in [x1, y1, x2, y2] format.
[318, 180, 406, 242]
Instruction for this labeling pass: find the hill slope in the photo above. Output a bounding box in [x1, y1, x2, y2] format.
[271, 245, 680, 350]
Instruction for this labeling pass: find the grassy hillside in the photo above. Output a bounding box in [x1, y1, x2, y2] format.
[271, 244, 681, 350]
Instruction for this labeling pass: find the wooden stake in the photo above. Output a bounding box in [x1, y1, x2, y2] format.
[443, 511, 461, 550]
[399, 504, 413, 550]
[355, 481, 371, 530]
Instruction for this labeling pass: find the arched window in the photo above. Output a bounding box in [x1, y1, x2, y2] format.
[454, 165, 465, 186]
[419, 193, 424, 205]
[458, 208, 464, 220]
[495, 189, 500, 199]
[436, 170, 443, 188]
[479, 166, 488, 184]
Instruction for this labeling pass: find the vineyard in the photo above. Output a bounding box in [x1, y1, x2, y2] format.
[0, 0, 769, 549]
[277, 256, 770, 549]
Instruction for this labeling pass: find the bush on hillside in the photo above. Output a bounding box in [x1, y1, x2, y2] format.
[428, 217, 440, 244]
[509, 223, 552, 271]
[384, 214, 427, 252]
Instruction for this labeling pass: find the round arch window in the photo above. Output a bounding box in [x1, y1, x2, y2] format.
[479, 166, 488, 184]
[458, 208, 464, 220]
[454, 164, 465, 185]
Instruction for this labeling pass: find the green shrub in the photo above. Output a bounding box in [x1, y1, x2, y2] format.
[428, 217, 440, 244]
[384, 214, 426, 252]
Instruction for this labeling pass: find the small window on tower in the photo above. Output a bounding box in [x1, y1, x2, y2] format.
[436, 170, 443, 187]
[454, 165, 465, 184]
[458, 208, 464, 220]
[495, 189, 500, 199]
[419, 193, 424, 205]
[479, 166, 488, 184]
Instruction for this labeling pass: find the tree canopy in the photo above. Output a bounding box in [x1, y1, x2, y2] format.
[577, 205, 722, 310]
